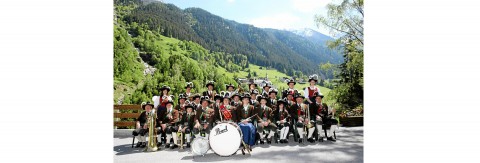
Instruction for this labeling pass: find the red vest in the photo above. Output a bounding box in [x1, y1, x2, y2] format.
[307, 87, 317, 98]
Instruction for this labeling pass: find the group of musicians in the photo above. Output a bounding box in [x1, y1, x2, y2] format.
[132, 77, 339, 150]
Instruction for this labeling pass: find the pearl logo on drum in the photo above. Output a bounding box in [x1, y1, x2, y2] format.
[214, 125, 228, 136]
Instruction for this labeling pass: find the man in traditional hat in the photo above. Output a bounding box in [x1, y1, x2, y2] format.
[250, 89, 260, 107]
[261, 83, 271, 98]
[179, 103, 195, 148]
[291, 93, 313, 143]
[152, 85, 172, 109]
[304, 77, 322, 104]
[225, 83, 236, 97]
[249, 82, 258, 92]
[230, 93, 241, 107]
[191, 94, 201, 110]
[158, 100, 180, 149]
[184, 82, 195, 100]
[235, 93, 256, 150]
[266, 89, 278, 110]
[202, 81, 217, 100]
[133, 102, 154, 148]
[216, 95, 236, 122]
[310, 92, 326, 142]
[175, 94, 188, 116]
[275, 99, 291, 143]
[194, 96, 215, 138]
[282, 79, 298, 99]
[255, 96, 277, 144]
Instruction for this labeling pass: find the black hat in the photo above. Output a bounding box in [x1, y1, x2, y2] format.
[277, 99, 287, 106]
[165, 100, 174, 106]
[241, 93, 252, 100]
[200, 96, 212, 104]
[214, 94, 223, 101]
[185, 82, 194, 89]
[178, 94, 187, 102]
[142, 102, 154, 110]
[263, 83, 272, 89]
[313, 92, 324, 99]
[231, 93, 240, 99]
[250, 89, 259, 95]
[308, 75, 319, 82]
[185, 103, 194, 109]
[205, 81, 215, 87]
[192, 93, 201, 100]
[249, 82, 258, 88]
[258, 95, 268, 101]
[294, 93, 305, 100]
[225, 83, 235, 90]
[269, 89, 278, 95]
[160, 85, 171, 92]
[287, 79, 296, 85]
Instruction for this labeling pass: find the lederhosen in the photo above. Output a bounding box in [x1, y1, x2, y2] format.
[275, 109, 291, 129]
[181, 112, 195, 135]
[256, 106, 277, 133]
[133, 111, 149, 136]
[161, 108, 179, 134]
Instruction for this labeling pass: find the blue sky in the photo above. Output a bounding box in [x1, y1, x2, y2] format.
[163, 0, 334, 36]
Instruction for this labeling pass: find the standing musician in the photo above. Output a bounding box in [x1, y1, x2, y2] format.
[184, 82, 195, 101]
[133, 102, 154, 148]
[275, 99, 291, 143]
[230, 93, 241, 107]
[191, 94, 202, 110]
[217, 95, 237, 122]
[249, 82, 258, 92]
[310, 92, 326, 142]
[202, 81, 217, 100]
[282, 79, 298, 99]
[266, 88, 278, 109]
[250, 89, 260, 107]
[158, 99, 180, 149]
[304, 77, 322, 104]
[213, 94, 223, 111]
[255, 96, 277, 144]
[285, 93, 296, 140]
[261, 83, 272, 98]
[225, 83, 236, 97]
[235, 93, 256, 149]
[179, 103, 195, 148]
[193, 96, 215, 138]
[152, 85, 173, 109]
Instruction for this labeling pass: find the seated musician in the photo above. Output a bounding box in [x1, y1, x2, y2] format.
[235, 93, 256, 150]
[230, 93, 241, 107]
[217, 95, 236, 122]
[310, 92, 326, 142]
[193, 96, 215, 138]
[255, 96, 277, 144]
[158, 100, 180, 149]
[179, 103, 195, 148]
[324, 103, 339, 142]
[152, 85, 172, 109]
[191, 94, 201, 109]
[175, 94, 188, 115]
[292, 94, 315, 143]
[275, 99, 291, 143]
[133, 102, 154, 148]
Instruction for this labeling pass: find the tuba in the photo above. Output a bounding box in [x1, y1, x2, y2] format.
[146, 108, 158, 152]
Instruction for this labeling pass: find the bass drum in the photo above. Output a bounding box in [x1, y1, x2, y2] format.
[209, 122, 242, 157]
[191, 137, 209, 156]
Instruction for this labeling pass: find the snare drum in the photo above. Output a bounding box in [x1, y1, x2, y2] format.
[209, 122, 243, 156]
[191, 137, 209, 156]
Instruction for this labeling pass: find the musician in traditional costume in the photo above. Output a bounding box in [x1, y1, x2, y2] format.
[255, 96, 277, 144]
[184, 82, 195, 100]
[323, 103, 339, 142]
[158, 100, 180, 149]
[282, 79, 298, 99]
[235, 93, 257, 148]
[179, 103, 195, 148]
[304, 77, 322, 104]
[275, 99, 291, 143]
[250, 89, 260, 107]
[175, 94, 188, 115]
[193, 96, 215, 138]
[266, 88, 278, 109]
[225, 83, 236, 97]
[217, 95, 236, 122]
[133, 102, 154, 148]
[202, 81, 216, 100]
[261, 83, 271, 98]
[309, 92, 326, 142]
[230, 93, 241, 107]
[292, 94, 314, 143]
[249, 82, 258, 92]
[191, 93, 201, 110]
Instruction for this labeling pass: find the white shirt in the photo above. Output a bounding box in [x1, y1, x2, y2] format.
[152, 96, 160, 108]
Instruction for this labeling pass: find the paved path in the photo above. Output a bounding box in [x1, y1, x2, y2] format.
[114, 127, 363, 163]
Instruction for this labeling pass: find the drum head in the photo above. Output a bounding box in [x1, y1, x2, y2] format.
[209, 122, 242, 156]
[191, 137, 209, 156]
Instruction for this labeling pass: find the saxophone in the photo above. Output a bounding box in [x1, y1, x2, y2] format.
[146, 108, 158, 152]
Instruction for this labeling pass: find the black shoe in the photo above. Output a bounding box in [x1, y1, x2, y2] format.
[135, 142, 142, 148]
[284, 139, 289, 143]
[260, 140, 264, 144]
[186, 143, 191, 148]
[170, 144, 177, 149]
[267, 139, 272, 144]
[308, 138, 314, 143]
[327, 137, 336, 142]
[165, 143, 170, 148]
[140, 142, 147, 148]
[299, 139, 303, 144]
[157, 142, 162, 147]
[318, 137, 324, 142]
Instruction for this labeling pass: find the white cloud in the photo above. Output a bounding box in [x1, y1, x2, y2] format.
[291, 0, 330, 13]
[247, 13, 302, 30]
